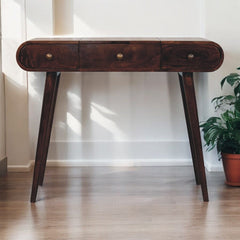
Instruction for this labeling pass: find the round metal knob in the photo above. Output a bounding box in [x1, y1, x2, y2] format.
[187, 53, 195, 60]
[116, 53, 124, 60]
[45, 53, 53, 60]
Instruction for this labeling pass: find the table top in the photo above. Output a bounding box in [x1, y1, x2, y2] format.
[16, 38, 224, 72]
[23, 37, 215, 41]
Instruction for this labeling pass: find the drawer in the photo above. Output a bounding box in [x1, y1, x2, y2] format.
[79, 42, 161, 71]
[161, 42, 223, 72]
[17, 41, 79, 71]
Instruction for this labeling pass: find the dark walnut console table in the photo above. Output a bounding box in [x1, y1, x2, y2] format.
[16, 38, 224, 202]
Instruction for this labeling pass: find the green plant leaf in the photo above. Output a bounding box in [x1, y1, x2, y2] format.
[226, 73, 240, 86]
[221, 110, 232, 122]
[201, 71, 240, 154]
[234, 83, 240, 96]
[235, 110, 240, 118]
[212, 95, 236, 110]
[221, 77, 227, 88]
[235, 100, 240, 112]
[211, 96, 223, 103]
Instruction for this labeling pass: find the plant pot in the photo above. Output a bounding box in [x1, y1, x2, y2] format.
[222, 153, 240, 186]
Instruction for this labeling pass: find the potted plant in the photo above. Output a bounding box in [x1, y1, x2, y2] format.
[200, 67, 240, 186]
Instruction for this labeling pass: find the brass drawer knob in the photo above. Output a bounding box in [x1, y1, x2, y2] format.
[187, 53, 195, 60]
[45, 53, 53, 60]
[116, 53, 124, 60]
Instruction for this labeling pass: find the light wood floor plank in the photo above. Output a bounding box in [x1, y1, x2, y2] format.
[0, 166, 240, 240]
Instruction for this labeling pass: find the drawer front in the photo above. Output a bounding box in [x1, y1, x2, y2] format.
[80, 42, 161, 71]
[17, 42, 79, 71]
[161, 42, 223, 72]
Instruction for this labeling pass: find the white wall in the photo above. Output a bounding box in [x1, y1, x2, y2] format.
[2, 0, 238, 171]
[0, 3, 6, 162]
[28, 0, 204, 168]
[2, 0, 29, 168]
[0, 58, 5, 161]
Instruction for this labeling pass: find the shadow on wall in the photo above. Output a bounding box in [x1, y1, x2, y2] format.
[25, 0, 201, 161]
[29, 71, 191, 160]
[2, 0, 31, 165]
[194, 72, 210, 122]
[166, 72, 188, 140]
[30, 72, 186, 141]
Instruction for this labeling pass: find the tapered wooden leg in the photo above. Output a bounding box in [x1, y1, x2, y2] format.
[178, 72, 209, 202]
[38, 72, 60, 186]
[178, 73, 200, 185]
[30, 72, 61, 203]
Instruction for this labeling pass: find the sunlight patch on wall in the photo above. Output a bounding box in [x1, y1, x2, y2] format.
[67, 112, 82, 136]
[90, 103, 126, 140]
[26, 0, 54, 39]
[2, 0, 26, 87]
[91, 102, 116, 116]
[67, 91, 81, 110]
[28, 80, 39, 99]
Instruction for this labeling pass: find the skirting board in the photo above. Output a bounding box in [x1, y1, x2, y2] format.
[8, 158, 223, 173]
[0, 157, 7, 176]
[8, 158, 193, 172]
[205, 160, 223, 172]
[47, 141, 192, 161]
[7, 160, 33, 172]
[7, 140, 220, 172]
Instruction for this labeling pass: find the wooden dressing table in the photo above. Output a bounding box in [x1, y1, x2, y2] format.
[16, 38, 224, 202]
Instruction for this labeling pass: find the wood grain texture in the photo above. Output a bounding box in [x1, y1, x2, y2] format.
[31, 72, 60, 203]
[178, 73, 200, 185]
[0, 166, 239, 240]
[16, 38, 224, 72]
[79, 42, 161, 71]
[179, 72, 208, 201]
[38, 73, 60, 187]
[17, 41, 79, 71]
[161, 41, 223, 72]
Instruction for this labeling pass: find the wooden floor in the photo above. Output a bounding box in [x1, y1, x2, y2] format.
[0, 166, 240, 240]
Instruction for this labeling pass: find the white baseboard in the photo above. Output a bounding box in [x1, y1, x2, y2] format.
[47, 141, 192, 161]
[7, 141, 223, 172]
[8, 160, 34, 172]
[8, 158, 224, 172]
[8, 158, 193, 172]
[46, 158, 193, 167]
[205, 160, 223, 172]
